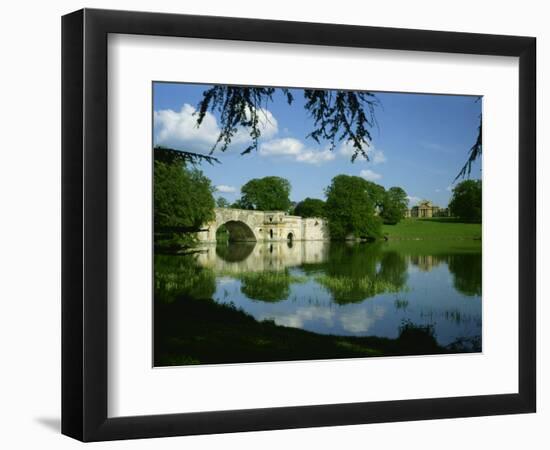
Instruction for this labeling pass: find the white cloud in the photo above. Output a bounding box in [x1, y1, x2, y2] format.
[296, 149, 336, 164]
[259, 138, 303, 156]
[246, 107, 278, 141]
[216, 185, 238, 194]
[338, 141, 386, 164]
[360, 169, 382, 181]
[155, 102, 336, 165]
[154, 103, 278, 153]
[154, 104, 218, 152]
[407, 195, 421, 205]
[259, 138, 336, 165]
[446, 185, 454, 192]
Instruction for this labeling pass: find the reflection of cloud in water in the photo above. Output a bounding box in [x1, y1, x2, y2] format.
[338, 305, 386, 333]
[217, 276, 237, 285]
[201, 241, 480, 344]
[259, 306, 335, 329]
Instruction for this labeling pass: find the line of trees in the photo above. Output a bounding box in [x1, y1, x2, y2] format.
[226, 175, 410, 240]
[154, 154, 413, 249]
[324, 176, 408, 240]
[154, 152, 481, 251]
[449, 179, 482, 223]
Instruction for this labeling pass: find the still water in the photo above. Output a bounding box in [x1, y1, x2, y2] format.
[161, 240, 482, 349]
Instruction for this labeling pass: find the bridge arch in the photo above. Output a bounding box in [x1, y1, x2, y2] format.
[220, 220, 257, 242]
[197, 207, 329, 243]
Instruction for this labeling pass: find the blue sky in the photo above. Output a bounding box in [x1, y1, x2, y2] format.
[153, 82, 481, 207]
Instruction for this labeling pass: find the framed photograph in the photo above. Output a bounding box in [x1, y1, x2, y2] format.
[62, 8, 536, 442]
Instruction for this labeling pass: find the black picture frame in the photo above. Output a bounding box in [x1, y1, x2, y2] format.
[62, 8, 536, 442]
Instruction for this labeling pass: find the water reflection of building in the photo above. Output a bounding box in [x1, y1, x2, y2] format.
[407, 254, 445, 272]
[196, 241, 330, 274]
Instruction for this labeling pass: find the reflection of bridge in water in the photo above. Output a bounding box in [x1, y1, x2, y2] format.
[196, 241, 330, 274]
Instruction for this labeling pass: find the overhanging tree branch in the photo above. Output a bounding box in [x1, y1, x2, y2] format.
[194, 86, 380, 161]
[455, 97, 482, 181]
[154, 146, 220, 165]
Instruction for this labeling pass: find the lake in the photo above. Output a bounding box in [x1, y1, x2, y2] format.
[154, 239, 481, 365]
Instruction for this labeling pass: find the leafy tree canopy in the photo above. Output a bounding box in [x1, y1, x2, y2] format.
[216, 197, 231, 208]
[154, 160, 215, 249]
[293, 198, 326, 218]
[449, 179, 482, 223]
[195, 86, 379, 161]
[381, 186, 409, 225]
[363, 181, 386, 208]
[324, 175, 382, 240]
[238, 176, 292, 211]
[230, 198, 248, 209]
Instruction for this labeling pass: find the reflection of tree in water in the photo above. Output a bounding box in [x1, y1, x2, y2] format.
[316, 243, 408, 304]
[215, 242, 255, 262]
[404, 247, 481, 297]
[378, 251, 408, 289]
[447, 254, 482, 296]
[239, 270, 306, 302]
[154, 254, 216, 303]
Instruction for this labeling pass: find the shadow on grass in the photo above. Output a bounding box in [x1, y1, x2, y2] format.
[417, 218, 480, 224]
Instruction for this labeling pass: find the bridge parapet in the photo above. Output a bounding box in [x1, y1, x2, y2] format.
[197, 207, 329, 243]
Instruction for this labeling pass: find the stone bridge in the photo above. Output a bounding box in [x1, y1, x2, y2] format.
[197, 208, 329, 243]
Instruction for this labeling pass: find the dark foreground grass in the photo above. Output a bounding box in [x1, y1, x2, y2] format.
[382, 218, 482, 241]
[155, 296, 455, 366]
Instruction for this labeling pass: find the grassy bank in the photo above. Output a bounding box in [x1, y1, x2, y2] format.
[154, 295, 465, 366]
[382, 218, 481, 241]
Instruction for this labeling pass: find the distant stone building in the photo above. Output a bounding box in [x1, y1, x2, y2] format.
[407, 200, 450, 218]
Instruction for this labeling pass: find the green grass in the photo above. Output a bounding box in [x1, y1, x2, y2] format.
[382, 218, 481, 241]
[383, 238, 481, 256]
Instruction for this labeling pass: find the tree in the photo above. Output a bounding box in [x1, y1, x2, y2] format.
[293, 198, 326, 218]
[363, 181, 386, 208]
[154, 145, 220, 166]
[448, 254, 482, 296]
[381, 186, 409, 224]
[449, 179, 482, 222]
[230, 198, 248, 209]
[195, 86, 379, 160]
[154, 160, 215, 249]
[216, 197, 230, 208]
[324, 175, 382, 240]
[238, 176, 292, 211]
[456, 97, 482, 180]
